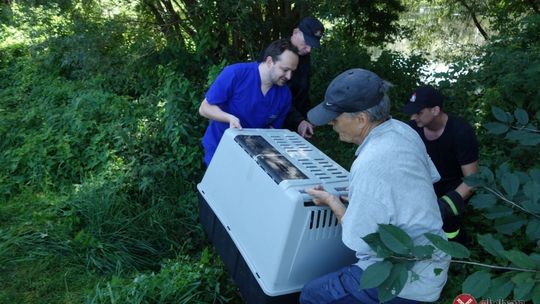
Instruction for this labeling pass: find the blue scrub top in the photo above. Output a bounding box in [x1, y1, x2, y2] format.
[202, 62, 292, 165]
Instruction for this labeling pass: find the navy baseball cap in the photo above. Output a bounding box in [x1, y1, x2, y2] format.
[298, 16, 324, 48]
[307, 69, 388, 126]
[401, 86, 444, 115]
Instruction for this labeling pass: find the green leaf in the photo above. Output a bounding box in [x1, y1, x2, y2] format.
[359, 261, 392, 289]
[480, 166, 495, 184]
[503, 250, 536, 269]
[496, 163, 511, 181]
[511, 272, 533, 285]
[520, 133, 540, 146]
[514, 281, 534, 300]
[514, 108, 529, 125]
[505, 130, 540, 146]
[501, 172, 520, 198]
[516, 171, 530, 183]
[530, 253, 540, 270]
[362, 232, 393, 258]
[484, 122, 509, 135]
[522, 200, 540, 215]
[477, 234, 505, 258]
[463, 271, 491, 298]
[470, 193, 497, 209]
[378, 224, 413, 255]
[463, 173, 486, 187]
[531, 169, 540, 184]
[494, 215, 527, 235]
[424, 233, 470, 258]
[492, 106, 510, 123]
[521, 200, 540, 215]
[512, 272, 534, 300]
[526, 220, 540, 241]
[378, 262, 409, 302]
[483, 205, 514, 219]
[533, 283, 540, 304]
[523, 181, 540, 205]
[482, 275, 513, 300]
[411, 245, 434, 259]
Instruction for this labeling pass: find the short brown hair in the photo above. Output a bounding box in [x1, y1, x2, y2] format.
[261, 38, 299, 63]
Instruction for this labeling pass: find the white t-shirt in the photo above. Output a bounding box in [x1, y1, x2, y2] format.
[341, 119, 450, 301]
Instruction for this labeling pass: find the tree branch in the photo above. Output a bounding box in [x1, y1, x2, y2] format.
[456, 0, 489, 40]
[143, 0, 172, 38]
[482, 186, 540, 219]
[511, 125, 540, 133]
[451, 259, 538, 272]
[391, 256, 538, 273]
[161, 0, 182, 38]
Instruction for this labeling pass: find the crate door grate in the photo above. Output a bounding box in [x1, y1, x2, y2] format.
[307, 209, 340, 240]
[268, 134, 349, 182]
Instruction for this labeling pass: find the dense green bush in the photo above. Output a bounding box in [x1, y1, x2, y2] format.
[87, 249, 236, 304]
[1, 0, 211, 291]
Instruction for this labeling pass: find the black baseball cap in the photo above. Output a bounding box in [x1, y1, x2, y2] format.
[298, 16, 324, 48]
[307, 69, 388, 126]
[401, 86, 444, 115]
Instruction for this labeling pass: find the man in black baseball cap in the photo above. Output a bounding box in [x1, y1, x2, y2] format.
[402, 85, 479, 245]
[283, 16, 325, 139]
[300, 69, 450, 303]
[298, 16, 324, 49]
[401, 85, 443, 116]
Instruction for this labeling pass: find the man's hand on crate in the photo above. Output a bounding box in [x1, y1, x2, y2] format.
[305, 185, 346, 221]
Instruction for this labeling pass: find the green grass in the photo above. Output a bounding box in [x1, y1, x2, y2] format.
[0, 186, 241, 304]
[0, 256, 102, 304]
[0, 191, 98, 303]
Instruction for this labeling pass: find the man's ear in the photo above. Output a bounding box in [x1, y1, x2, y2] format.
[265, 55, 274, 66]
[432, 106, 441, 116]
[356, 112, 369, 124]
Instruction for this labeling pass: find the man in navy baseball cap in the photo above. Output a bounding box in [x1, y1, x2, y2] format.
[307, 68, 388, 126]
[283, 16, 325, 139]
[301, 69, 450, 303]
[298, 16, 324, 49]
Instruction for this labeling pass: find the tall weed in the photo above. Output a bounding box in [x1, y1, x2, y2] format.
[87, 249, 237, 304]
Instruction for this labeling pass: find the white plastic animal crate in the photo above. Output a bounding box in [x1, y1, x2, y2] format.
[197, 128, 356, 297]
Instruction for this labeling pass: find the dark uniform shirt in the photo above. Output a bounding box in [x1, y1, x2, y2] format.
[283, 54, 311, 130]
[408, 115, 479, 197]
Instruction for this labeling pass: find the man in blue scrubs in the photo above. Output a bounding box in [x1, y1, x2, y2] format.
[199, 39, 299, 165]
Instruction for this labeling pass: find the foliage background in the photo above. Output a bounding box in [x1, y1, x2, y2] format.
[0, 0, 539, 303]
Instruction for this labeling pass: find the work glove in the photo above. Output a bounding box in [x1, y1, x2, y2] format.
[437, 190, 465, 220]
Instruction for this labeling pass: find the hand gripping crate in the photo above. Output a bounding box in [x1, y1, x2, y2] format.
[197, 129, 356, 303]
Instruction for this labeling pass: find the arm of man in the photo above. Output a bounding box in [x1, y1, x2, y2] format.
[438, 160, 479, 219]
[455, 160, 479, 200]
[305, 185, 346, 222]
[438, 118, 480, 219]
[284, 106, 314, 138]
[198, 98, 242, 129]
